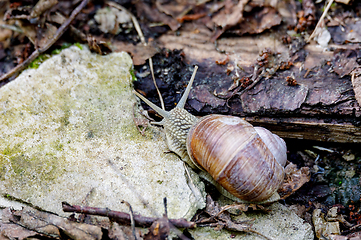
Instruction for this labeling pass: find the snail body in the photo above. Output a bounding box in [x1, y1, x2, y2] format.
[134, 66, 287, 203]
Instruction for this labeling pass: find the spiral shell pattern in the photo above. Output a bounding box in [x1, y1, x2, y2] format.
[186, 115, 286, 202]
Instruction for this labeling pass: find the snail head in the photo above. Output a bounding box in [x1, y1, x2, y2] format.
[133, 66, 200, 168]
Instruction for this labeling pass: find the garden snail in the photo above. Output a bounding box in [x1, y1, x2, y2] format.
[134, 66, 287, 203]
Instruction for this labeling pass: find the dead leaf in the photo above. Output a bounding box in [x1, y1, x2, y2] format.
[195, 195, 271, 239]
[108, 222, 127, 240]
[211, 0, 249, 41]
[29, 0, 58, 21]
[0, 208, 40, 240]
[112, 41, 159, 66]
[87, 36, 112, 55]
[94, 7, 133, 35]
[278, 163, 311, 200]
[37, 22, 58, 48]
[274, 0, 297, 26]
[230, 7, 282, 36]
[4, 6, 33, 20]
[143, 216, 170, 240]
[3, 2, 59, 49]
[313, 208, 341, 239]
[211, 0, 248, 28]
[8, 206, 103, 240]
[155, 0, 196, 19]
[135, 1, 181, 31]
[332, 49, 360, 78]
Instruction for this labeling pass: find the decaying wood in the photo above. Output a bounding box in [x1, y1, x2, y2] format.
[147, 23, 361, 143]
[245, 117, 361, 143]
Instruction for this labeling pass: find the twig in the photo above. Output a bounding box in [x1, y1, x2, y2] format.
[122, 200, 138, 240]
[108, 160, 193, 238]
[236, 64, 261, 97]
[62, 202, 196, 229]
[0, 0, 90, 82]
[307, 0, 334, 43]
[148, 57, 165, 110]
[107, 1, 165, 110]
[0, 24, 23, 33]
[183, 162, 204, 205]
[163, 197, 168, 217]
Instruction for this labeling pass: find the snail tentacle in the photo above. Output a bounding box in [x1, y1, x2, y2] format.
[133, 90, 169, 118]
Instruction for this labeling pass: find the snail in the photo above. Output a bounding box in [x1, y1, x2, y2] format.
[133, 66, 287, 203]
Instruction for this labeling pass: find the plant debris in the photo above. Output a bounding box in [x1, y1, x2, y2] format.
[194, 195, 273, 240]
[1, 207, 103, 240]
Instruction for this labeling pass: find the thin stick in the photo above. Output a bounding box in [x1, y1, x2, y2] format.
[182, 162, 204, 204]
[122, 200, 138, 240]
[0, 0, 89, 82]
[307, 0, 334, 43]
[0, 24, 23, 33]
[148, 57, 165, 110]
[163, 197, 168, 217]
[62, 202, 196, 229]
[107, 1, 165, 110]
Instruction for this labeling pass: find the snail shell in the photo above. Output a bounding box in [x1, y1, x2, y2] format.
[134, 66, 287, 203]
[187, 115, 286, 202]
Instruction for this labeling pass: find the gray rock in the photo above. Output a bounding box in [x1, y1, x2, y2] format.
[0, 45, 314, 239]
[0, 46, 205, 220]
[189, 202, 314, 240]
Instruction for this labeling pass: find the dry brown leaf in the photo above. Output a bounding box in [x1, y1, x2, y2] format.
[143, 217, 170, 240]
[313, 208, 344, 239]
[3, 2, 62, 49]
[211, 0, 248, 28]
[211, 0, 249, 41]
[333, 49, 360, 78]
[37, 22, 58, 48]
[87, 36, 112, 55]
[155, 0, 196, 19]
[278, 163, 310, 200]
[108, 222, 127, 240]
[30, 0, 58, 20]
[0, 208, 40, 240]
[195, 195, 271, 239]
[230, 7, 282, 35]
[112, 41, 159, 65]
[8, 206, 103, 240]
[135, 1, 181, 31]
